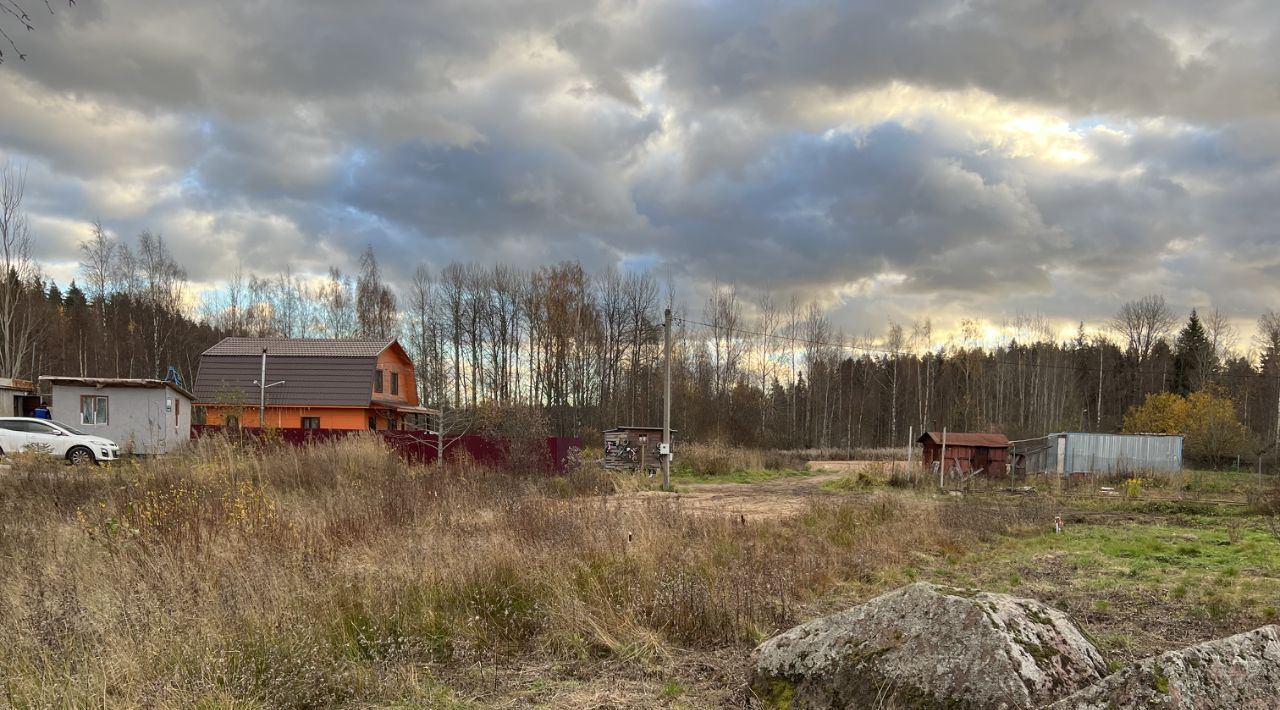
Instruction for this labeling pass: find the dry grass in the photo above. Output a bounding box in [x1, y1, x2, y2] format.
[0, 436, 1054, 708]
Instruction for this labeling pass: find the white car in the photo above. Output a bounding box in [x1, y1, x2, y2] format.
[0, 417, 121, 465]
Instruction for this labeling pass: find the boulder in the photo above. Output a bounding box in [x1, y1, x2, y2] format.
[751, 582, 1107, 709]
[1045, 625, 1280, 709]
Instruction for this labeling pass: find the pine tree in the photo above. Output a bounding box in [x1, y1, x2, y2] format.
[1172, 310, 1214, 395]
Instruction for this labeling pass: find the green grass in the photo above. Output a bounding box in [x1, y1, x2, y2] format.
[923, 513, 1280, 660]
[1175, 468, 1270, 498]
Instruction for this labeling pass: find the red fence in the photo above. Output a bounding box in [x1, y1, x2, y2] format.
[191, 425, 581, 473]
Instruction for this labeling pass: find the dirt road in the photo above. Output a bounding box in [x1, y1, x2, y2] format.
[612, 472, 849, 519]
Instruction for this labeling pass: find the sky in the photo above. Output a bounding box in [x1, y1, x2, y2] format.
[4, 0, 1280, 346]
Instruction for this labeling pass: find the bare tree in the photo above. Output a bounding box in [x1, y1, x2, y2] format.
[704, 282, 743, 408]
[1204, 308, 1238, 362]
[623, 270, 658, 422]
[0, 162, 37, 378]
[1111, 294, 1176, 399]
[754, 291, 779, 437]
[137, 230, 188, 376]
[78, 219, 115, 326]
[0, 0, 72, 64]
[1111, 295, 1177, 365]
[884, 320, 905, 447]
[319, 267, 356, 338]
[408, 264, 435, 405]
[356, 246, 397, 339]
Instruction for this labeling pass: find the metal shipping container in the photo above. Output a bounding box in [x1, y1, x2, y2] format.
[1013, 432, 1183, 476]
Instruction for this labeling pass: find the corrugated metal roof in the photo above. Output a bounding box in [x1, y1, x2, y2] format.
[193, 354, 377, 406]
[39, 376, 195, 401]
[202, 337, 395, 358]
[917, 431, 1010, 448]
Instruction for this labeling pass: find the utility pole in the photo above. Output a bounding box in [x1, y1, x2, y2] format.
[437, 408, 445, 470]
[259, 347, 266, 427]
[662, 308, 673, 491]
[252, 347, 286, 428]
[939, 427, 948, 489]
[1097, 343, 1104, 429]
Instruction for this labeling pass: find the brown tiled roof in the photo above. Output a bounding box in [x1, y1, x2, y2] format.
[917, 431, 1010, 448]
[193, 354, 377, 407]
[202, 337, 394, 358]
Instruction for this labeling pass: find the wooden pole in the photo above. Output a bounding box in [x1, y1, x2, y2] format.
[939, 427, 948, 489]
[662, 308, 673, 491]
[906, 425, 913, 469]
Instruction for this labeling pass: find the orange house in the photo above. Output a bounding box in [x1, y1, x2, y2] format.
[193, 337, 434, 430]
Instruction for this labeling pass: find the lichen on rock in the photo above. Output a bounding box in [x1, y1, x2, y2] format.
[1045, 625, 1280, 710]
[751, 582, 1107, 709]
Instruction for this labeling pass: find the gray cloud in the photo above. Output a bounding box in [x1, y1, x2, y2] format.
[3, 0, 1280, 337]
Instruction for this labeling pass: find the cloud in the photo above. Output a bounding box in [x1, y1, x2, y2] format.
[3, 0, 1280, 341]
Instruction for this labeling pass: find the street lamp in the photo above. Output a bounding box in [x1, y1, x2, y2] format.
[252, 347, 286, 428]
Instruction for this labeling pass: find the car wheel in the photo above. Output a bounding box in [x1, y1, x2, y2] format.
[66, 446, 95, 466]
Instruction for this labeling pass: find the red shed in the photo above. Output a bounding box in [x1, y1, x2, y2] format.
[917, 431, 1009, 476]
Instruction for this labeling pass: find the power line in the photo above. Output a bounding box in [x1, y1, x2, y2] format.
[671, 315, 1280, 383]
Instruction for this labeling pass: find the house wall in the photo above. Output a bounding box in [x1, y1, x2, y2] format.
[202, 404, 378, 430]
[0, 389, 28, 416]
[49, 385, 192, 455]
[373, 347, 418, 405]
[922, 443, 1008, 475]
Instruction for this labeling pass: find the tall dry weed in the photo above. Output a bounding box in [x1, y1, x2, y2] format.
[0, 436, 1052, 707]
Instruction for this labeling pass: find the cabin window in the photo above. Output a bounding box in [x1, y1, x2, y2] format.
[80, 395, 109, 425]
[301, 416, 321, 429]
[391, 372, 399, 396]
[374, 369, 384, 393]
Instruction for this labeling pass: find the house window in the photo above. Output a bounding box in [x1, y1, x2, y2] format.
[301, 416, 320, 429]
[193, 406, 207, 425]
[368, 416, 377, 430]
[374, 369, 384, 393]
[225, 414, 239, 429]
[391, 372, 399, 396]
[80, 395, 108, 425]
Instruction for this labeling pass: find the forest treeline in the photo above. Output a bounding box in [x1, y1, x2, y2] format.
[5, 164, 1280, 458]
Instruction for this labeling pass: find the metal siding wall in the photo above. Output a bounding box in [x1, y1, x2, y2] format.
[1063, 433, 1183, 474]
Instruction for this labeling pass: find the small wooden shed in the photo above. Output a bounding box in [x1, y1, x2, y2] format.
[917, 431, 1009, 476]
[603, 426, 675, 472]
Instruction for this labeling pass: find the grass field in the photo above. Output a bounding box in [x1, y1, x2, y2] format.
[1, 440, 1277, 707]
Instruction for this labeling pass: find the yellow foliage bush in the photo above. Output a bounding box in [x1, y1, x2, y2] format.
[1123, 386, 1248, 465]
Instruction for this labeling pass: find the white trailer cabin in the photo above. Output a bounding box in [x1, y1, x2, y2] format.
[39, 377, 194, 455]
